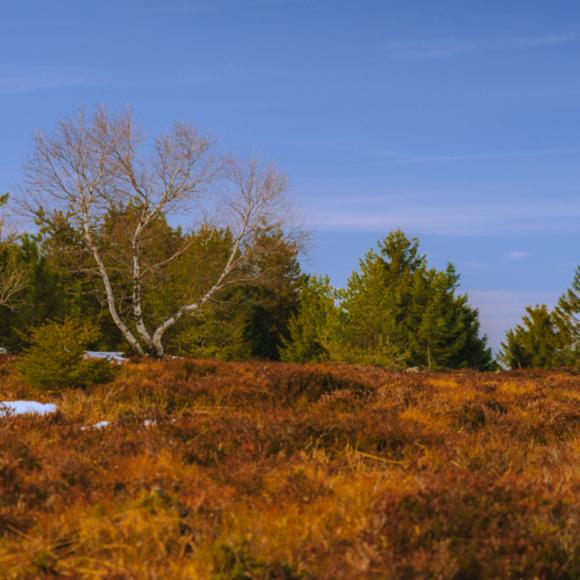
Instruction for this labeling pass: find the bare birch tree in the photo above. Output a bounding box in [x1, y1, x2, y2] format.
[0, 194, 26, 310]
[22, 108, 294, 356]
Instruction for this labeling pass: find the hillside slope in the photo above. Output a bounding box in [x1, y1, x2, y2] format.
[0, 359, 578, 578]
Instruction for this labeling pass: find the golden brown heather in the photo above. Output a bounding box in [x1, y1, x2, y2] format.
[0, 358, 578, 578]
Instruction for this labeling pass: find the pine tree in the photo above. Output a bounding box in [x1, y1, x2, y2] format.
[17, 317, 116, 390]
[173, 229, 303, 360]
[408, 265, 492, 369]
[452, 298, 493, 369]
[328, 230, 491, 369]
[412, 268, 464, 369]
[552, 266, 579, 365]
[279, 275, 336, 362]
[500, 305, 561, 369]
[501, 267, 579, 369]
[237, 231, 303, 360]
[333, 246, 409, 366]
[0, 235, 68, 351]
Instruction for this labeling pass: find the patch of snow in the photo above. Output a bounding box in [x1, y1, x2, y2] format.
[80, 420, 111, 431]
[0, 401, 58, 417]
[84, 351, 128, 364]
[81, 419, 158, 431]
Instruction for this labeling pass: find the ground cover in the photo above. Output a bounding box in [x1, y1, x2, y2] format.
[0, 358, 578, 578]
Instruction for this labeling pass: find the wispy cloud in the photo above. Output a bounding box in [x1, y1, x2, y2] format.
[511, 33, 579, 48]
[385, 32, 579, 63]
[0, 66, 105, 95]
[156, 0, 305, 14]
[468, 289, 560, 350]
[506, 251, 531, 259]
[305, 195, 580, 236]
[377, 149, 571, 165]
[279, 137, 580, 168]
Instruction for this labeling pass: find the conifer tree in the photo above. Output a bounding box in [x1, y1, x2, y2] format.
[334, 244, 409, 366]
[236, 231, 303, 360]
[500, 305, 562, 369]
[0, 234, 67, 351]
[412, 267, 465, 369]
[553, 266, 579, 364]
[501, 267, 579, 369]
[173, 230, 302, 360]
[279, 275, 336, 362]
[327, 230, 491, 369]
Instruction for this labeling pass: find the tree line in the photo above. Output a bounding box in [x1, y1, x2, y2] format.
[0, 109, 577, 369]
[500, 267, 579, 369]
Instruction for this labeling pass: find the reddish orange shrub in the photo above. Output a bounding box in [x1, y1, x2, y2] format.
[0, 358, 577, 577]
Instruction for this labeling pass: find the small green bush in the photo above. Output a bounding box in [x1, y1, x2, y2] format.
[17, 318, 117, 390]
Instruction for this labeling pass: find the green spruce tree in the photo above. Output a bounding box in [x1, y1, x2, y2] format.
[500, 305, 562, 369]
[501, 267, 579, 369]
[279, 275, 336, 362]
[173, 229, 303, 360]
[328, 230, 491, 369]
[552, 266, 579, 365]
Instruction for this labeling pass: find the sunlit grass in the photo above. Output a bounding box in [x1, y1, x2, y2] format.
[0, 358, 577, 577]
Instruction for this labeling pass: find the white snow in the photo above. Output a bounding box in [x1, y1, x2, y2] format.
[0, 402, 157, 431]
[81, 419, 158, 430]
[83, 419, 157, 430]
[80, 420, 111, 431]
[0, 401, 58, 417]
[84, 351, 128, 363]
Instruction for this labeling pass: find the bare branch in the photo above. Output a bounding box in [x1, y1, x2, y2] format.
[21, 108, 296, 357]
[0, 200, 27, 310]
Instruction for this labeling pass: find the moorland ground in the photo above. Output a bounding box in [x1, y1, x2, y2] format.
[0, 358, 578, 578]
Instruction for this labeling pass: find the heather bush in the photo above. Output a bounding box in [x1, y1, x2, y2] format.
[17, 317, 116, 390]
[213, 540, 304, 579]
[0, 359, 577, 577]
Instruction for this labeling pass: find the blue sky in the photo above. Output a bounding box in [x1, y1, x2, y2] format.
[1, 0, 579, 349]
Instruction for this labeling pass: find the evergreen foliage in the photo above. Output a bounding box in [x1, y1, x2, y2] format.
[171, 229, 303, 360]
[280, 230, 491, 369]
[279, 275, 336, 362]
[330, 230, 492, 369]
[3, 186, 574, 372]
[0, 235, 66, 351]
[0, 203, 304, 360]
[17, 317, 117, 390]
[500, 267, 579, 369]
[553, 265, 580, 360]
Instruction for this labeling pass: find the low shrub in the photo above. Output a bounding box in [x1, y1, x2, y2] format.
[213, 540, 304, 579]
[0, 361, 577, 577]
[17, 317, 117, 390]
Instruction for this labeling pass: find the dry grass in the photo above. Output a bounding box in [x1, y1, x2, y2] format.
[0, 358, 578, 578]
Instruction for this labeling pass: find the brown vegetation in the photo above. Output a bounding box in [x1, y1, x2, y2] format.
[0, 358, 578, 578]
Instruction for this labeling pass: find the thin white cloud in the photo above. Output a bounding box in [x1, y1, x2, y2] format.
[507, 251, 531, 259]
[157, 0, 305, 14]
[378, 149, 572, 165]
[0, 66, 105, 95]
[468, 289, 560, 350]
[385, 33, 579, 63]
[511, 33, 579, 48]
[306, 195, 580, 236]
